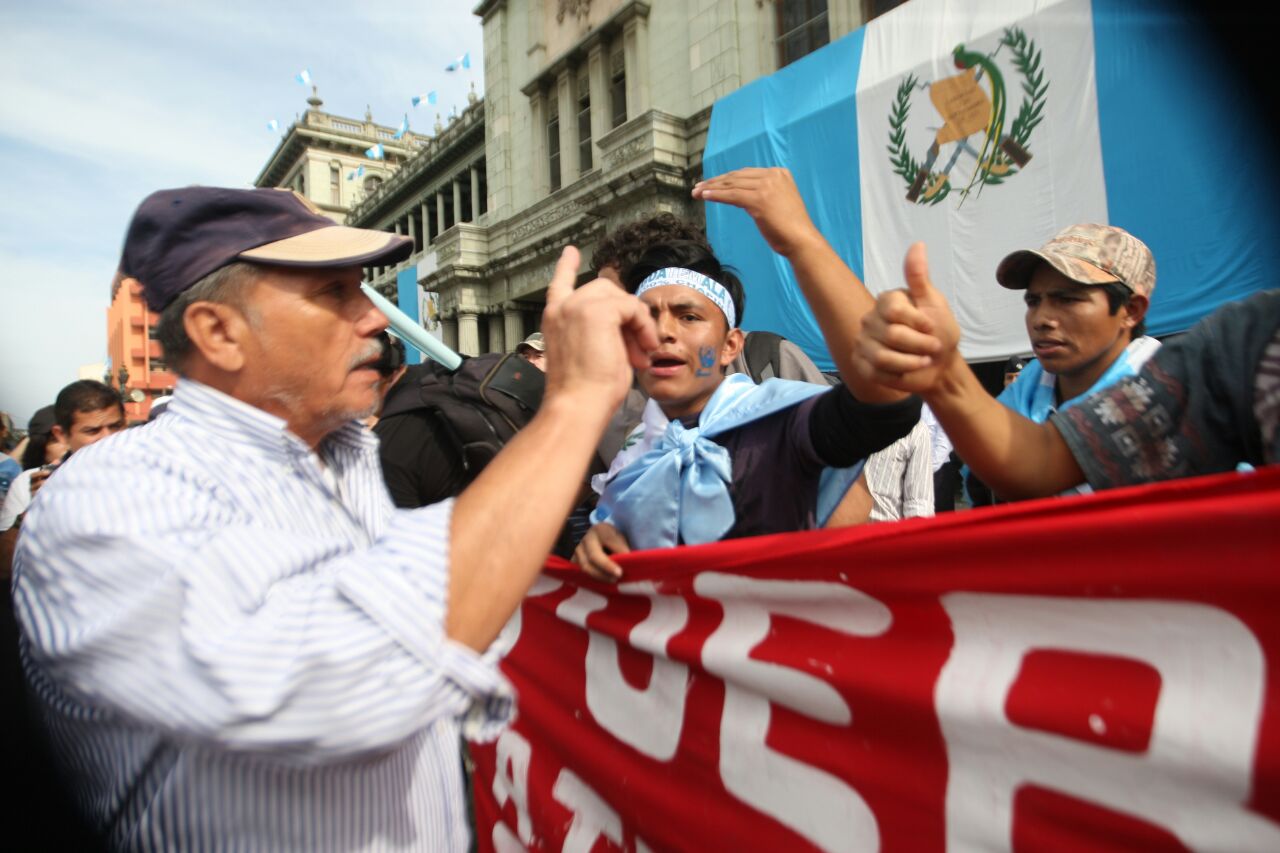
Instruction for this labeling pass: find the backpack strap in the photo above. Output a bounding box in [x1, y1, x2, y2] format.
[743, 330, 784, 383]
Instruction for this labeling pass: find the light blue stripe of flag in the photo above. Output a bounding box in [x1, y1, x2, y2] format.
[703, 31, 866, 371]
[365, 144, 385, 160]
[1090, 0, 1279, 335]
[266, 119, 279, 133]
[412, 91, 438, 107]
[295, 68, 312, 87]
[392, 115, 409, 140]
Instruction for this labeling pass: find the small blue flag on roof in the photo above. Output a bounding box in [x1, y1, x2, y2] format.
[392, 114, 409, 140]
[295, 68, 313, 87]
[347, 165, 365, 181]
[412, 91, 438, 107]
[445, 52, 470, 72]
[365, 144, 385, 160]
[266, 119, 279, 133]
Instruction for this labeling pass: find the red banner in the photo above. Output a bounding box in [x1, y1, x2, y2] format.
[470, 468, 1280, 852]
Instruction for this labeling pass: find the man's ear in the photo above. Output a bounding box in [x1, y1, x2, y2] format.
[183, 302, 251, 373]
[720, 328, 746, 368]
[1123, 293, 1150, 331]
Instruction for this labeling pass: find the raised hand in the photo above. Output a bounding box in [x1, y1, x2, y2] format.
[856, 243, 962, 395]
[540, 246, 659, 415]
[572, 522, 631, 582]
[693, 168, 821, 258]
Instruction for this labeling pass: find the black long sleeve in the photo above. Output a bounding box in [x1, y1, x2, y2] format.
[807, 386, 922, 468]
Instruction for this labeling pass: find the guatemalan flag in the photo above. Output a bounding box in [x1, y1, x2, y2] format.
[703, 0, 1280, 367]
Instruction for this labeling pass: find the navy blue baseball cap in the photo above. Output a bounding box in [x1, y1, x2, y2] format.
[121, 186, 413, 311]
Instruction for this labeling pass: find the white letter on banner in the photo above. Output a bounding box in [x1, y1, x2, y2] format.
[556, 583, 690, 760]
[695, 573, 892, 852]
[552, 768, 624, 853]
[491, 728, 533, 844]
[491, 822, 524, 853]
[937, 594, 1280, 851]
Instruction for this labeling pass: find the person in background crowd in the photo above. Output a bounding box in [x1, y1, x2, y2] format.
[12, 186, 656, 851]
[0, 412, 19, 503]
[855, 243, 1279, 498]
[1, 385, 123, 578]
[516, 331, 547, 371]
[1003, 355, 1029, 388]
[862, 416, 935, 522]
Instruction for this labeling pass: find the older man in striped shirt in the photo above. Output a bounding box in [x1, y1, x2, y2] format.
[12, 187, 657, 851]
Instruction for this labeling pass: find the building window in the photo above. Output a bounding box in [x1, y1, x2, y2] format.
[548, 93, 561, 192]
[329, 163, 341, 205]
[865, 0, 908, 20]
[576, 67, 592, 172]
[776, 0, 829, 68]
[295, 170, 306, 195]
[609, 41, 627, 128]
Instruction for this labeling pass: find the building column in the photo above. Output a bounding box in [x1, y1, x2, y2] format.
[587, 43, 608, 164]
[452, 178, 462, 228]
[503, 303, 523, 351]
[624, 16, 649, 116]
[405, 211, 417, 252]
[469, 165, 480, 222]
[529, 89, 549, 196]
[488, 311, 506, 354]
[394, 221, 403, 236]
[557, 69, 577, 183]
[457, 311, 481, 356]
[442, 317, 459, 352]
[436, 190, 447, 235]
[421, 201, 432, 244]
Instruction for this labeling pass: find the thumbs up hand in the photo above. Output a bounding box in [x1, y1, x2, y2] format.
[855, 243, 962, 395]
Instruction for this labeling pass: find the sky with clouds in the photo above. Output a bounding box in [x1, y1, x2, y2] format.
[0, 0, 484, 427]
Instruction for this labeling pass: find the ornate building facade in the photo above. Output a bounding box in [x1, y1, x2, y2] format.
[254, 88, 432, 223]
[106, 275, 176, 422]
[309, 1, 879, 354]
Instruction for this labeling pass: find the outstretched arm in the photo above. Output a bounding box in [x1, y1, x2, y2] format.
[693, 167, 903, 402]
[855, 243, 1086, 498]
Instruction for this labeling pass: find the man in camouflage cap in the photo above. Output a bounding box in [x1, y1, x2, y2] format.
[976, 224, 1161, 498]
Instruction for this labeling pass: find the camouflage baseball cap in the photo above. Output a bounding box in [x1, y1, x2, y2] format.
[996, 224, 1155, 297]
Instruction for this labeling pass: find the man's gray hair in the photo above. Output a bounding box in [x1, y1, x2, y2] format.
[154, 262, 259, 374]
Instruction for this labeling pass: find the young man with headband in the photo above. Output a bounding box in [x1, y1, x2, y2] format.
[573, 235, 921, 580]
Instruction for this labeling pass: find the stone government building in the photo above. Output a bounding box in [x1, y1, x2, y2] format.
[256, 1, 897, 355]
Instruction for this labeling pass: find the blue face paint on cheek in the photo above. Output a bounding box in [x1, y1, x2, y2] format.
[696, 346, 716, 377]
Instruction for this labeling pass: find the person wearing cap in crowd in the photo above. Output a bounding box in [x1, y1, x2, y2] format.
[1003, 355, 1030, 388]
[516, 331, 547, 371]
[573, 238, 920, 580]
[967, 224, 1161, 500]
[11, 187, 658, 850]
[853, 243, 1279, 501]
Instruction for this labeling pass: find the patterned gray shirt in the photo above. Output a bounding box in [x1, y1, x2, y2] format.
[1053, 290, 1280, 488]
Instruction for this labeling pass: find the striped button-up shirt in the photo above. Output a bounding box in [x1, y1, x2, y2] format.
[13, 379, 512, 852]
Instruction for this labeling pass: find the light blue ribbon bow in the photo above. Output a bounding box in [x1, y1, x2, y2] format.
[593, 375, 861, 550]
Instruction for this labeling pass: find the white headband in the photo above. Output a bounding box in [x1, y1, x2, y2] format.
[635, 267, 736, 329]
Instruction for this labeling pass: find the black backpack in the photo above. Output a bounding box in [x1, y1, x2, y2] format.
[378, 352, 545, 484]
